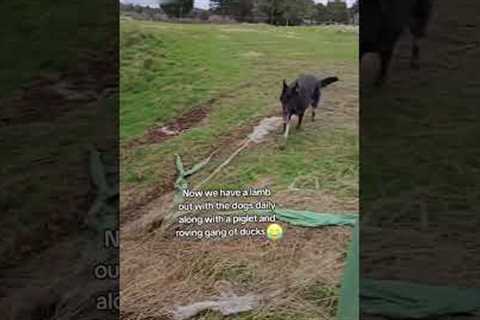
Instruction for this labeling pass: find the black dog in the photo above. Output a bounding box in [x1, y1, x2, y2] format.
[360, 0, 434, 85]
[280, 74, 338, 140]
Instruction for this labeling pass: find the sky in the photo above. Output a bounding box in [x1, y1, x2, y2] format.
[120, 0, 356, 9]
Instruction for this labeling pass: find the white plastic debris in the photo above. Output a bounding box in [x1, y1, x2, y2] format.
[173, 293, 260, 320]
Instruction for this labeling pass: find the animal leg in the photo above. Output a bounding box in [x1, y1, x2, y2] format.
[282, 112, 290, 133]
[376, 48, 393, 86]
[283, 114, 292, 139]
[410, 36, 421, 70]
[311, 87, 320, 122]
[297, 113, 304, 129]
[284, 120, 290, 139]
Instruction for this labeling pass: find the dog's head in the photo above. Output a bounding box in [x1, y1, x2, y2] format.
[280, 80, 300, 122]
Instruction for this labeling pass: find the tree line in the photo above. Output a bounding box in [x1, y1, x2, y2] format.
[120, 0, 358, 26]
[210, 0, 357, 25]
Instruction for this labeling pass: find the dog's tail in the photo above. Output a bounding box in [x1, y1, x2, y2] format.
[320, 76, 339, 88]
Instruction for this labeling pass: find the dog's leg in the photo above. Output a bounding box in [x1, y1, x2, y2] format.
[376, 48, 393, 86]
[311, 87, 320, 122]
[282, 110, 288, 133]
[284, 114, 292, 140]
[410, 0, 432, 70]
[297, 113, 304, 129]
[410, 36, 420, 70]
[282, 112, 291, 134]
[284, 120, 290, 140]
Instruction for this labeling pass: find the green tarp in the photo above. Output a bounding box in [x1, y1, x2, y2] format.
[259, 209, 359, 320]
[361, 279, 480, 319]
[338, 219, 359, 320]
[263, 209, 480, 320]
[173, 156, 480, 319]
[266, 209, 358, 227]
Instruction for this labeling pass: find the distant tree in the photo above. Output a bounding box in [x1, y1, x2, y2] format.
[233, 0, 255, 21]
[349, 0, 359, 24]
[350, 0, 359, 13]
[199, 9, 211, 20]
[255, 0, 314, 25]
[210, 0, 230, 16]
[255, 0, 281, 25]
[326, 0, 349, 24]
[314, 3, 329, 24]
[279, 0, 314, 26]
[301, 0, 316, 24]
[210, 0, 253, 20]
[159, 0, 193, 18]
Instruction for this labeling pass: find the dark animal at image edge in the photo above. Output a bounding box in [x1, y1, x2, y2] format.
[280, 74, 339, 140]
[360, 0, 434, 85]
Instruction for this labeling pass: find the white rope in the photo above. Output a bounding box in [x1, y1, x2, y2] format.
[194, 139, 250, 190]
[193, 116, 283, 190]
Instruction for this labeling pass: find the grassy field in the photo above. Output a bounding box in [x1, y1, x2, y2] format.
[120, 19, 358, 320]
[120, 19, 358, 210]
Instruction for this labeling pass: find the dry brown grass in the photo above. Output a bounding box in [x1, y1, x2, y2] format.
[121, 189, 353, 320]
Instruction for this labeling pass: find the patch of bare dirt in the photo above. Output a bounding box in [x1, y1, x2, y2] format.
[120, 128, 245, 225]
[120, 108, 282, 224]
[2, 48, 117, 127]
[121, 191, 174, 237]
[122, 100, 212, 150]
[146, 105, 211, 143]
[123, 82, 254, 150]
[120, 177, 176, 225]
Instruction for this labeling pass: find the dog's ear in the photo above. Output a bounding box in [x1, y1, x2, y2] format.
[282, 80, 288, 91]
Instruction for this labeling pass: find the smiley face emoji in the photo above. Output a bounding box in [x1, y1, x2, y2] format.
[266, 223, 284, 240]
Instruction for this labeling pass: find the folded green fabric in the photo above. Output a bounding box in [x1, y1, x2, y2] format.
[361, 279, 480, 319]
[257, 208, 359, 319]
[338, 221, 359, 320]
[259, 209, 480, 319]
[257, 208, 358, 227]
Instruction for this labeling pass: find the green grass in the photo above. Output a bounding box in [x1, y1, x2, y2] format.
[120, 21, 356, 139]
[121, 19, 358, 209]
